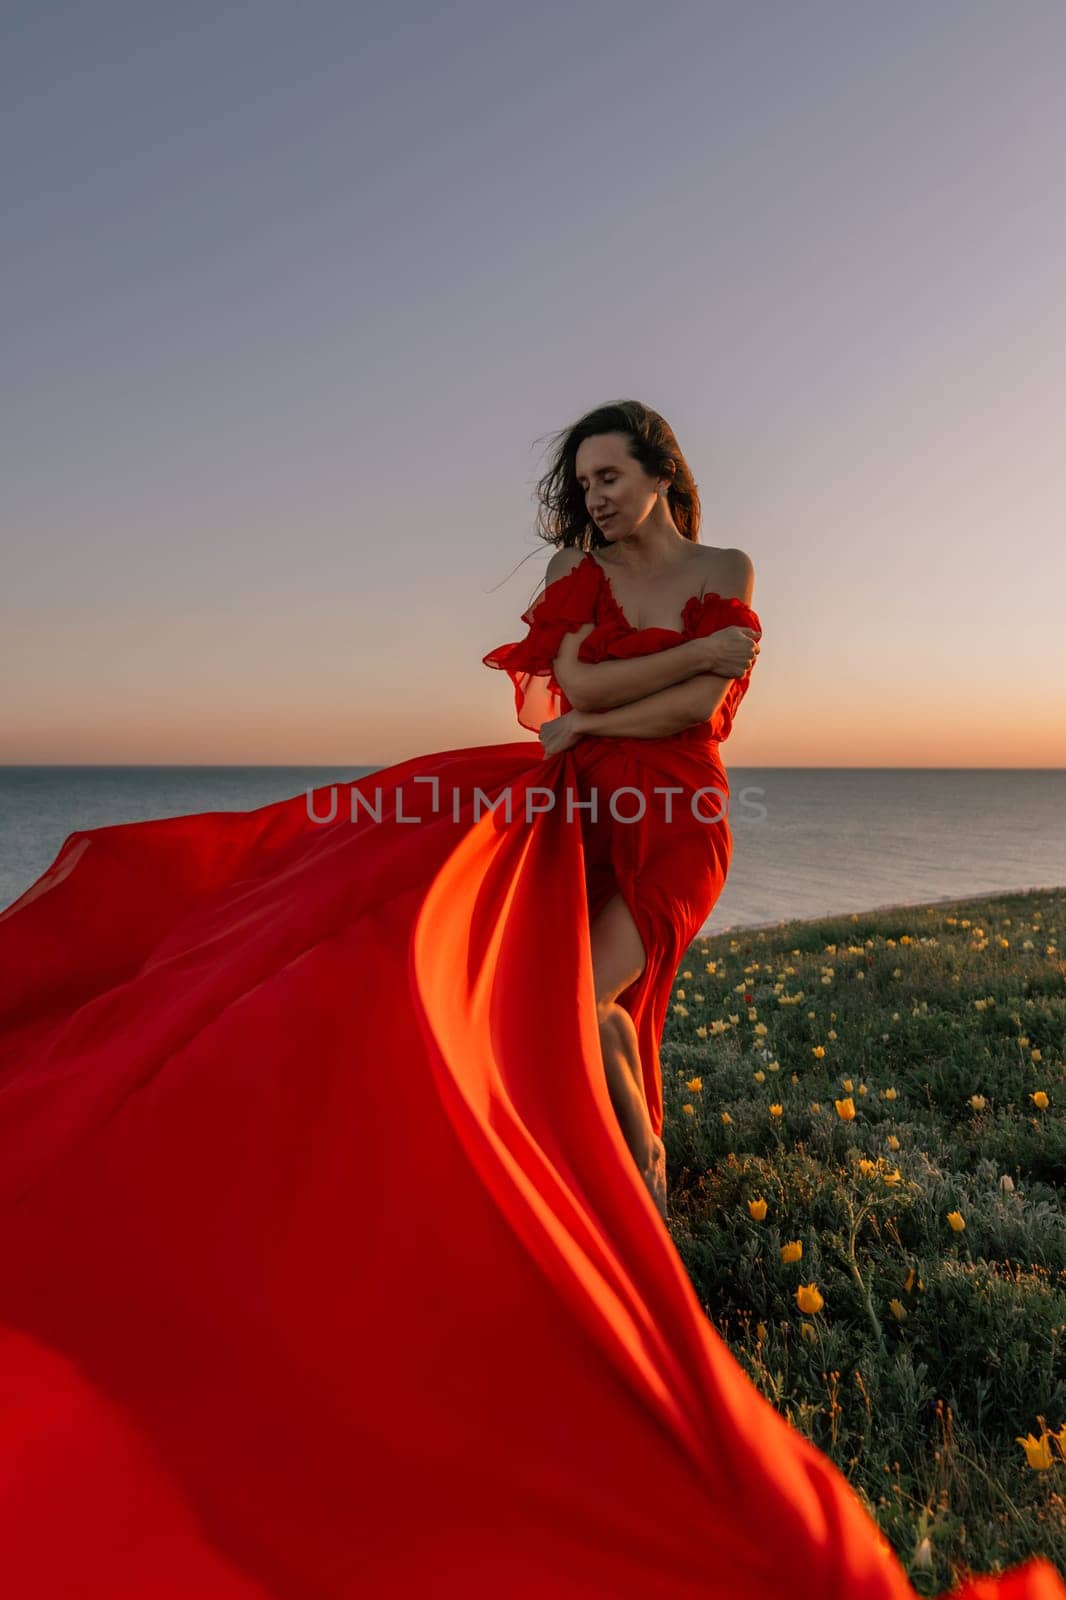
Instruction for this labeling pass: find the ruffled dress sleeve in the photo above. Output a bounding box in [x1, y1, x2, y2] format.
[482, 555, 600, 734]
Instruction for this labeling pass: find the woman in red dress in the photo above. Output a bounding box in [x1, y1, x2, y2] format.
[0, 400, 1060, 1598]
[483, 403, 763, 1221]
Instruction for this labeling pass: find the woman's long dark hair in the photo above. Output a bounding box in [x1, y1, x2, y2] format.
[532, 399, 702, 553]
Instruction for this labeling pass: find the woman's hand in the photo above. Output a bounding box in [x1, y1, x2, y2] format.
[539, 709, 587, 759]
[696, 625, 762, 678]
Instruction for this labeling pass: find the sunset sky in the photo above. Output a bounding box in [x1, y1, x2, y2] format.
[3, 2, 1063, 769]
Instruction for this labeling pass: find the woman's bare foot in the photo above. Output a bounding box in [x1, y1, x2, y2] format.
[642, 1135, 668, 1222]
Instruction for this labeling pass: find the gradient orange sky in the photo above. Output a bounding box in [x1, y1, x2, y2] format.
[3, 6, 1064, 769]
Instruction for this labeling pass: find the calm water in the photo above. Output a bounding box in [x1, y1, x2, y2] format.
[1, 765, 1063, 933]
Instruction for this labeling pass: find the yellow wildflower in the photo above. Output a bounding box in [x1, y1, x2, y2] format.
[904, 1267, 916, 1293]
[780, 1241, 803, 1264]
[682, 1104, 694, 1117]
[1031, 1090, 1049, 1109]
[882, 1168, 903, 1186]
[755, 1321, 767, 1342]
[883, 1087, 897, 1101]
[947, 1210, 966, 1232]
[835, 1098, 856, 1121]
[1016, 1432, 1054, 1471]
[969, 1094, 987, 1111]
[769, 1104, 783, 1118]
[841, 1078, 853, 1092]
[720, 1111, 732, 1125]
[888, 1299, 907, 1322]
[754, 1070, 765, 1083]
[1032, 1049, 1042, 1063]
[754, 1022, 768, 1036]
[812, 1045, 826, 1059]
[685, 1077, 703, 1093]
[796, 1283, 824, 1314]
[886, 1134, 901, 1151]
[748, 1198, 768, 1221]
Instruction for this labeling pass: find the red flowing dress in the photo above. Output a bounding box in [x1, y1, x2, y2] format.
[0, 551, 1060, 1599]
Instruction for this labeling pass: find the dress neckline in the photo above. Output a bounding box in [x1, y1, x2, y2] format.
[580, 550, 726, 638]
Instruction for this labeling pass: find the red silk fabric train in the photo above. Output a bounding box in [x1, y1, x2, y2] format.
[0, 553, 1060, 1598]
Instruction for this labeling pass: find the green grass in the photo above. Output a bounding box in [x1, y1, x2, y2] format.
[663, 887, 1066, 1593]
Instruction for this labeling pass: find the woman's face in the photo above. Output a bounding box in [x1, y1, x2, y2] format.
[574, 432, 660, 540]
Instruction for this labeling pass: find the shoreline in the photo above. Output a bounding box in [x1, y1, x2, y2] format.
[712, 882, 1062, 936]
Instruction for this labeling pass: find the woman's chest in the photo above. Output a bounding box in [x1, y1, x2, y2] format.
[592, 551, 736, 633]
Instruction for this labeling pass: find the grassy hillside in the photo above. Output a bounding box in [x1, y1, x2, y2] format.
[662, 887, 1065, 1593]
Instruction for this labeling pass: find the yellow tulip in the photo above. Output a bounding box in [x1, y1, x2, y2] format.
[682, 1104, 694, 1117]
[904, 1267, 916, 1293]
[796, 1283, 824, 1314]
[1031, 1090, 1049, 1110]
[721, 1111, 732, 1125]
[841, 1077, 853, 1092]
[769, 1104, 783, 1118]
[883, 1087, 897, 1101]
[947, 1210, 966, 1232]
[835, 1098, 856, 1121]
[754, 1022, 768, 1036]
[754, 1070, 766, 1083]
[812, 1045, 826, 1059]
[1031, 1049, 1042, 1063]
[888, 1299, 907, 1321]
[780, 1240, 803, 1263]
[1016, 1432, 1054, 1471]
[857, 1158, 877, 1176]
[882, 1168, 902, 1186]
[886, 1135, 900, 1151]
[755, 1322, 767, 1342]
[969, 1094, 987, 1111]
[748, 1198, 768, 1221]
[685, 1076, 703, 1093]
[799, 1321, 818, 1344]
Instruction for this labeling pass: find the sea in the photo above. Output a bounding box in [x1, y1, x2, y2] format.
[1, 765, 1063, 934]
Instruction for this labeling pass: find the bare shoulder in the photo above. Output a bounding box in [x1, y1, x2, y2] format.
[545, 546, 587, 586]
[700, 545, 755, 605]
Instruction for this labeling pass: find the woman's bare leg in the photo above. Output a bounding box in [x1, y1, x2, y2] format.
[589, 894, 668, 1221]
[597, 1002, 667, 1220]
